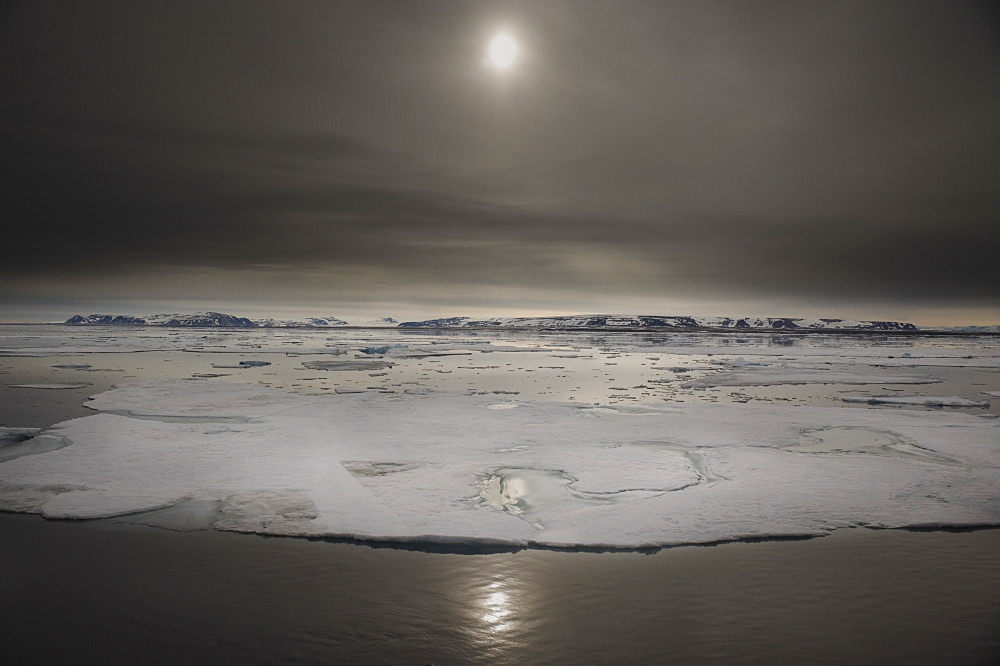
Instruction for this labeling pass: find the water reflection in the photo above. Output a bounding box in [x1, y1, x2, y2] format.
[457, 561, 540, 655]
[482, 582, 512, 628]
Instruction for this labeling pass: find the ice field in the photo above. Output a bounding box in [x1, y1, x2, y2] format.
[1, 325, 998, 549]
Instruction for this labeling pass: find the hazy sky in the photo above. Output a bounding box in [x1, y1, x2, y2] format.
[2, 1, 998, 324]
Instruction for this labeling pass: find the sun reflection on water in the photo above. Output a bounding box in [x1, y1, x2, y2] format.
[482, 582, 512, 627]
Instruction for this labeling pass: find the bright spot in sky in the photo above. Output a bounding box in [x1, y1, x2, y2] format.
[488, 34, 518, 69]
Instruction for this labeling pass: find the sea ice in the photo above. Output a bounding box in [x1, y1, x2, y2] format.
[0, 430, 69, 463]
[210, 360, 272, 369]
[842, 395, 990, 408]
[681, 370, 942, 389]
[301, 360, 395, 371]
[1, 380, 997, 548]
[0, 427, 40, 442]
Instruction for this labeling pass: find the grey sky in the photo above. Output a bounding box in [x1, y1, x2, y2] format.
[2, 1, 998, 324]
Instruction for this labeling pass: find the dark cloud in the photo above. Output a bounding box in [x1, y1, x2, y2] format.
[2, 1, 998, 322]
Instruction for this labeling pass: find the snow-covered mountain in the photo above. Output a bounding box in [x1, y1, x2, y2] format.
[937, 324, 1000, 333]
[364, 317, 399, 327]
[65, 312, 346, 328]
[251, 317, 349, 328]
[63, 311, 920, 331]
[66, 312, 256, 327]
[398, 314, 919, 331]
[64, 314, 151, 326]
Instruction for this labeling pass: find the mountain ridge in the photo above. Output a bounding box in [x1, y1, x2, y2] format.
[65, 312, 349, 328]
[398, 314, 920, 331]
[63, 312, 921, 331]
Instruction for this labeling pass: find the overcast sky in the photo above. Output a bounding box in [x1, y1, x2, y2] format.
[2, 0, 998, 324]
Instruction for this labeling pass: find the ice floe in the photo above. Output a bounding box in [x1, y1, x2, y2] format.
[0, 380, 997, 548]
[9, 383, 92, 390]
[681, 370, 942, 388]
[301, 360, 395, 371]
[842, 395, 990, 408]
[0, 430, 70, 463]
[0, 427, 40, 441]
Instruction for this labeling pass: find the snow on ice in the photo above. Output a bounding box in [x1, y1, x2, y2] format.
[0, 380, 997, 549]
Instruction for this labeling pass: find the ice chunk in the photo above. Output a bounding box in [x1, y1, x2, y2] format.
[210, 360, 271, 369]
[359, 346, 392, 355]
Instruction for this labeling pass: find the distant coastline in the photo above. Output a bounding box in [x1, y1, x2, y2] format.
[2, 311, 995, 334]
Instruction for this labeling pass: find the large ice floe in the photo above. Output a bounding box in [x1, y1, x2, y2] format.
[842, 395, 991, 408]
[681, 369, 943, 389]
[1, 380, 997, 549]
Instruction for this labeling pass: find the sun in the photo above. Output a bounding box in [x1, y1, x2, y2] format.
[488, 33, 518, 70]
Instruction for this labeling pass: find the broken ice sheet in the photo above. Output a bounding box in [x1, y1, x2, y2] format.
[0, 380, 997, 548]
[842, 395, 990, 408]
[682, 370, 942, 389]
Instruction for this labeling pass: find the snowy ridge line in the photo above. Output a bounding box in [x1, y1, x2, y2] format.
[58, 311, 922, 331]
[64, 312, 352, 328]
[398, 314, 920, 331]
[62, 313, 400, 328]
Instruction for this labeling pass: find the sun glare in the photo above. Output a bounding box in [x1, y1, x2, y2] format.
[488, 33, 517, 69]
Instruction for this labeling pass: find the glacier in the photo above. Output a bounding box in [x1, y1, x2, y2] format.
[0, 380, 997, 549]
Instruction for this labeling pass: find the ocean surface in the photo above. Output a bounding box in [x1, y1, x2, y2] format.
[1, 325, 998, 663]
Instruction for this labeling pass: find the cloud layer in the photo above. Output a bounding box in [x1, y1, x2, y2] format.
[2, 1, 998, 322]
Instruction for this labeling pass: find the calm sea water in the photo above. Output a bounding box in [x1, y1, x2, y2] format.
[2, 514, 998, 664]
